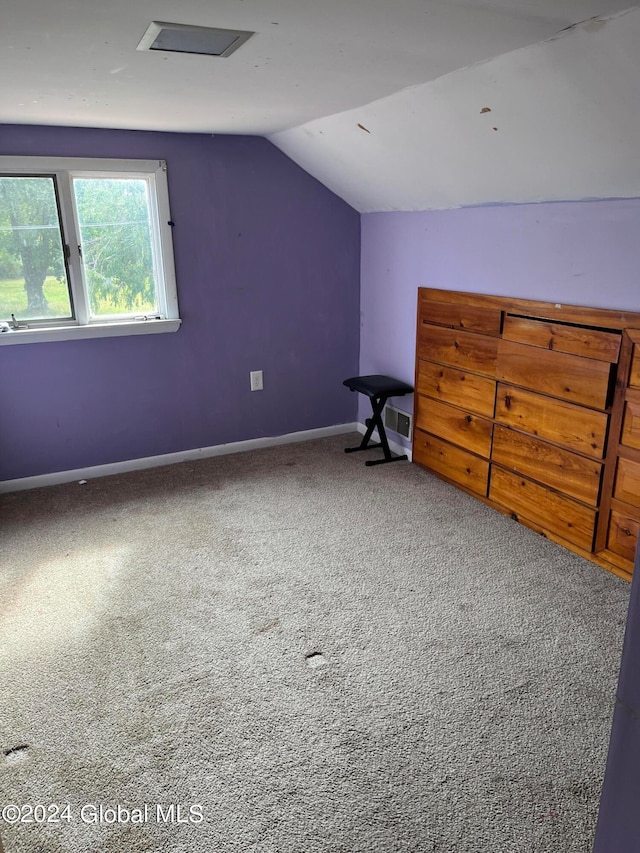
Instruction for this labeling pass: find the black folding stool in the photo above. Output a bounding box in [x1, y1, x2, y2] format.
[343, 374, 414, 466]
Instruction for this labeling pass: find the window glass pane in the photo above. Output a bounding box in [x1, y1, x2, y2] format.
[0, 176, 72, 322]
[73, 178, 158, 318]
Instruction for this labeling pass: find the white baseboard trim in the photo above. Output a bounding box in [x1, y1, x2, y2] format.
[356, 423, 413, 462]
[0, 423, 361, 493]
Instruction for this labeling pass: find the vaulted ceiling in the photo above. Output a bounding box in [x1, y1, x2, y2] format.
[2, 0, 639, 211]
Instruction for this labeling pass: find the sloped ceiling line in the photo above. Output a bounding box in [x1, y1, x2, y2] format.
[270, 5, 640, 212]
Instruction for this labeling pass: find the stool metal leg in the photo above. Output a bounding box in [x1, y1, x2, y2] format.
[344, 411, 382, 455]
[344, 395, 408, 466]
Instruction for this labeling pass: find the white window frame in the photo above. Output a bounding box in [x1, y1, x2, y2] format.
[0, 156, 181, 345]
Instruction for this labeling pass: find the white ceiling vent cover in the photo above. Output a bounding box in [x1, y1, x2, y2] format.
[137, 22, 254, 58]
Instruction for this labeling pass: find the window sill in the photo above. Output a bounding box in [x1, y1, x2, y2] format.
[0, 318, 181, 346]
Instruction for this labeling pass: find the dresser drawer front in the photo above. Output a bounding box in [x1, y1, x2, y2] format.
[492, 425, 602, 506]
[415, 396, 493, 458]
[419, 296, 502, 336]
[613, 457, 640, 508]
[416, 360, 496, 418]
[496, 339, 612, 409]
[607, 510, 640, 563]
[413, 430, 489, 497]
[489, 467, 597, 551]
[502, 315, 621, 363]
[621, 399, 640, 451]
[495, 384, 608, 459]
[629, 331, 640, 388]
[418, 325, 498, 378]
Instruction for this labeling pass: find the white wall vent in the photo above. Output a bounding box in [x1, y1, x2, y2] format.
[384, 405, 412, 439]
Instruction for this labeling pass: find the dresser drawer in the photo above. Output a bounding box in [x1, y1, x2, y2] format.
[419, 295, 502, 336]
[489, 467, 597, 551]
[621, 398, 640, 451]
[613, 457, 640, 508]
[492, 425, 602, 506]
[629, 331, 640, 388]
[495, 384, 608, 459]
[496, 339, 612, 409]
[418, 325, 498, 378]
[415, 396, 493, 458]
[413, 430, 489, 497]
[607, 509, 640, 563]
[502, 315, 621, 363]
[416, 360, 496, 418]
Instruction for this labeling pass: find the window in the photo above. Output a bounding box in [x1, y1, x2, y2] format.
[0, 157, 180, 344]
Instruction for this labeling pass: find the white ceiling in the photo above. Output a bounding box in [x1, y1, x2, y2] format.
[1, 0, 639, 210]
[0, 0, 634, 134]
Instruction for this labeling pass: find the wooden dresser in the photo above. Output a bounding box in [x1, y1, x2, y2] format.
[413, 288, 640, 581]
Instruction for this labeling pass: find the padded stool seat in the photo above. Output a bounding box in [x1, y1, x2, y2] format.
[343, 374, 414, 466]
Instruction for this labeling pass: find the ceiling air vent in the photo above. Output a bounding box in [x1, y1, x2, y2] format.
[137, 22, 254, 58]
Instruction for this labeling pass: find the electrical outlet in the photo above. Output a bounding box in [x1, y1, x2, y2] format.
[250, 370, 263, 391]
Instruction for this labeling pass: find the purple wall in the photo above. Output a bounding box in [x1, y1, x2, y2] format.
[0, 124, 360, 481]
[360, 201, 640, 443]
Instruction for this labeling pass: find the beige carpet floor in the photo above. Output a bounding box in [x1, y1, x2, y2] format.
[0, 434, 630, 852]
